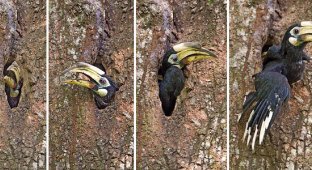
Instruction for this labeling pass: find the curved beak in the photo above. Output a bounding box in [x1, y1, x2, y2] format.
[63, 79, 96, 89]
[62, 62, 105, 88]
[4, 76, 16, 88]
[4, 61, 20, 89]
[299, 21, 312, 43]
[173, 42, 217, 65]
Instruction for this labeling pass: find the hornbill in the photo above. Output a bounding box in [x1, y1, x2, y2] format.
[238, 21, 312, 150]
[3, 61, 23, 108]
[158, 42, 217, 116]
[62, 62, 118, 109]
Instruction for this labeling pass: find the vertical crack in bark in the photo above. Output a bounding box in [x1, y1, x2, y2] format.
[137, 0, 178, 167]
[1, 0, 20, 69]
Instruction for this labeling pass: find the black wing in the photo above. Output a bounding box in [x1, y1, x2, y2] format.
[159, 66, 185, 116]
[5, 80, 23, 108]
[262, 45, 282, 66]
[239, 71, 291, 150]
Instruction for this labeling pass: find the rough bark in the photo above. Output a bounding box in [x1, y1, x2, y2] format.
[230, 0, 312, 169]
[137, 0, 227, 169]
[0, 0, 46, 169]
[49, 0, 133, 169]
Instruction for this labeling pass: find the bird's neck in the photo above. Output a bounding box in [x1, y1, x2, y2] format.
[173, 64, 182, 69]
[281, 44, 306, 63]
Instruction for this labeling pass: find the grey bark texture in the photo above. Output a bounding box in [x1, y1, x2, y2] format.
[49, 0, 133, 169]
[0, 0, 46, 169]
[230, 0, 312, 169]
[137, 0, 227, 169]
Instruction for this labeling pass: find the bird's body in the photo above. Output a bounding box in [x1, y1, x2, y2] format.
[239, 21, 312, 150]
[159, 66, 185, 116]
[158, 42, 216, 116]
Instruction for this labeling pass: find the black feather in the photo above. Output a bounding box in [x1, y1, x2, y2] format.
[159, 66, 185, 116]
[242, 71, 291, 146]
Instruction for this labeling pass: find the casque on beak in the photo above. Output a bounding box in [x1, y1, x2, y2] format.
[299, 21, 312, 43]
[62, 62, 105, 91]
[172, 42, 217, 66]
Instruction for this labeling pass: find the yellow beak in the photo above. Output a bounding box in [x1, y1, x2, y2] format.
[4, 76, 16, 89]
[299, 22, 312, 43]
[178, 48, 217, 65]
[62, 62, 112, 98]
[3, 61, 21, 89]
[172, 42, 217, 65]
[62, 62, 105, 86]
[63, 79, 96, 89]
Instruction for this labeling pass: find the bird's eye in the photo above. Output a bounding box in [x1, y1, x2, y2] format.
[293, 28, 299, 35]
[172, 55, 178, 62]
[99, 78, 107, 84]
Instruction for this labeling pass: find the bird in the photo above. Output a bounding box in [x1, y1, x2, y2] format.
[238, 21, 312, 150]
[158, 42, 217, 116]
[3, 61, 23, 108]
[62, 62, 118, 109]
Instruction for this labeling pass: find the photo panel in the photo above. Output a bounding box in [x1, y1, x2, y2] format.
[137, 0, 227, 169]
[49, 0, 134, 169]
[230, 0, 312, 168]
[0, 0, 46, 168]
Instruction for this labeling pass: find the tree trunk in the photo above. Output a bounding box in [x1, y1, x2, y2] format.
[137, 0, 227, 169]
[230, 0, 312, 168]
[49, 0, 133, 169]
[0, 0, 46, 169]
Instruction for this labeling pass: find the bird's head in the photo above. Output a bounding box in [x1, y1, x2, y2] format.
[283, 21, 312, 48]
[62, 62, 118, 109]
[165, 42, 217, 69]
